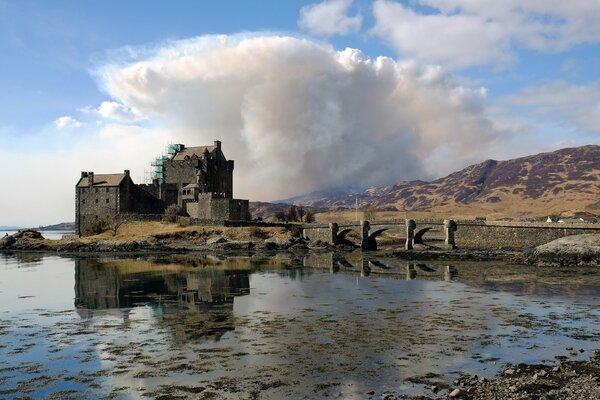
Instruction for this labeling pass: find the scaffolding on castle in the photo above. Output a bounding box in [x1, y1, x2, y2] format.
[150, 143, 184, 184]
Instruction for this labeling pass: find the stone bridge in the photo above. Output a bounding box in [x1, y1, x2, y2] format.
[303, 219, 455, 251]
[303, 219, 600, 250]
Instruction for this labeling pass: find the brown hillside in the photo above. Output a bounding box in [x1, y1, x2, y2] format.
[277, 145, 600, 219]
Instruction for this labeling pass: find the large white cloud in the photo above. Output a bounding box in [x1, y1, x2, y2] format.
[298, 0, 362, 36]
[372, 0, 600, 68]
[97, 35, 513, 201]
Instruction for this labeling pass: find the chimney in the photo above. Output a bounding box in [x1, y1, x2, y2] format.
[214, 140, 221, 150]
[124, 169, 130, 177]
[81, 171, 88, 178]
[88, 171, 94, 187]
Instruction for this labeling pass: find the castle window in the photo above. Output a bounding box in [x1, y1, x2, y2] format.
[82, 199, 85, 204]
[82, 216, 85, 220]
[95, 198, 99, 204]
[106, 198, 109, 204]
[106, 187, 109, 193]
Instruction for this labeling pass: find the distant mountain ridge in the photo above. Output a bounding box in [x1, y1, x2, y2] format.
[274, 145, 600, 219]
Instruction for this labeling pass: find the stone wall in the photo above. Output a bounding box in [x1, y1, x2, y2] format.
[302, 219, 600, 249]
[76, 183, 123, 235]
[303, 225, 337, 243]
[454, 221, 600, 248]
[185, 194, 249, 221]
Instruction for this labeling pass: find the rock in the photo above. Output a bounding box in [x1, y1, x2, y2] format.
[206, 236, 227, 245]
[534, 234, 600, 266]
[0, 235, 16, 249]
[214, 241, 255, 250]
[538, 370, 548, 377]
[289, 242, 309, 250]
[366, 390, 375, 395]
[503, 368, 515, 376]
[509, 385, 518, 392]
[449, 388, 461, 397]
[264, 237, 293, 249]
[13, 229, 44, 240]
[430, 385, 439, 393]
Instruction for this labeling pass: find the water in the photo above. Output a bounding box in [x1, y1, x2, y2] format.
[1, 252, 600, 399]
[0, 230, 73, 240]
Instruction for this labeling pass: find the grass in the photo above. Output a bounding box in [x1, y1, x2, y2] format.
[79, 221, 292, 242]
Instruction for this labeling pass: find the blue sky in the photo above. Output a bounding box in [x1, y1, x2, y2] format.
[1, 0, 600, 226]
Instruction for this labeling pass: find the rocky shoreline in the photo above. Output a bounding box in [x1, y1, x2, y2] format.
[427, 352, 600, 400]
[0, 228, 533, 263]
[4, 228, 600, 267]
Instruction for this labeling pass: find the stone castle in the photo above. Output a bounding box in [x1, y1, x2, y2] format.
[75, 141, 249, 235]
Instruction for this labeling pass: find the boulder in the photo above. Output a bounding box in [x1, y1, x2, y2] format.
[206, 236, 227, 245]
[534, 234, 600, 266]
[213, 241, 255, 250]
[0, 234, 16, 249]
[13, 229, 44, 240]
[264, 237, 293, 249]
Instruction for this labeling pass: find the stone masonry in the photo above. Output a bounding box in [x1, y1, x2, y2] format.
[75, 141, 249, 235]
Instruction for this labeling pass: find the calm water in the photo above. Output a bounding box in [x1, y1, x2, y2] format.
[1, 252, 600, 399]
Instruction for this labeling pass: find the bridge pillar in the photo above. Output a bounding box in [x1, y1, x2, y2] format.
[405, 219, 416, 250]
[444, 219, 457, 249]
[361, 257, 371, 276]
[329, 222, 339, 245]
[360, 220, 370, 251]
[444, 265, 457, 281]
[406, 264, 416, 280]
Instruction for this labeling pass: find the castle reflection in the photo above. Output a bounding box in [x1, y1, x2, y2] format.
[74, 258, 250, 342]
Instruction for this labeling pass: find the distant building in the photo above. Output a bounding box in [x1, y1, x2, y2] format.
[75, 141, 249, 235]
[557, 217, 585, 224]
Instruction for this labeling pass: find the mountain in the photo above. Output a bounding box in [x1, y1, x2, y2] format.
[35, 222, 75, 231]
[0, 226, 23, 230]
[275, 186, 362, 205]
[278, 145, 600, 219]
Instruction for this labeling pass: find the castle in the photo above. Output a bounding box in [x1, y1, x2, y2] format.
[75, 141, 250, 235]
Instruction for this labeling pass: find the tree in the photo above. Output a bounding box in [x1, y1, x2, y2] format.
[287, 205, 298, 222]
[275, 211, 287, 222]
[305, 210, 315, 223]
[297, 206, 306, 222]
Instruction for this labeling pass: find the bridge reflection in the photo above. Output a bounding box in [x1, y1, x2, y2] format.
[302, 252, 458, 281]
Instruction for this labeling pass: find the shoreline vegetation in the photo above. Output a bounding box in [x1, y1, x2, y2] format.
[2, 220, 600, 267]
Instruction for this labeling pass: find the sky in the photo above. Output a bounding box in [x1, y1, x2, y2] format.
[1, 0, 600, 226]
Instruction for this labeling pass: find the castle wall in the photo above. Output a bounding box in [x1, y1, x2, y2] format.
[76, 185, 121, 235]
[185, 194, 249, 221]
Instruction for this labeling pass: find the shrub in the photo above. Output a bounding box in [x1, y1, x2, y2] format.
[288, 225, 303, 238]
[163, 204, 185, 223]
[86, 220, 109, 236]
[177, 218, 191, 227]
[249, 227, 270, 239]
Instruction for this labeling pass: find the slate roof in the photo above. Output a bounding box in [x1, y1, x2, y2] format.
[77, 173, 127, 187]
[172, 146, 216, 160]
